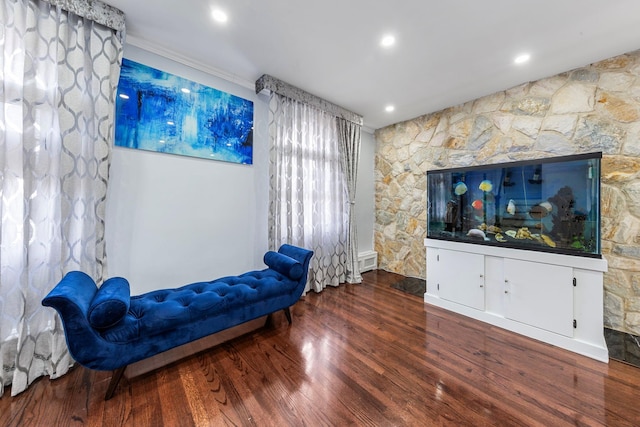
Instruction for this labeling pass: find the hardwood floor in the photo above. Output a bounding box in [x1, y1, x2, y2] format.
[2, 270, 640, 426]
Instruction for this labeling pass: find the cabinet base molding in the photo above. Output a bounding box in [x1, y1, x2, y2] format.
[424, 294, 609, 362]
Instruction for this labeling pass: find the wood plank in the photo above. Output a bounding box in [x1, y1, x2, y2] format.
[1, 270, 640, 426]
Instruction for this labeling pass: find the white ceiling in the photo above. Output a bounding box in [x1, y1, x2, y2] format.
[104, 0, 640, 130]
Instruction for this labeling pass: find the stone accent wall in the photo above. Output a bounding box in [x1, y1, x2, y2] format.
[374, 50, 640, 335]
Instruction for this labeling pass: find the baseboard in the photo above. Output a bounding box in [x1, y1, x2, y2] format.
[424, 294, 609, 363]
[358, 250, 378, 272]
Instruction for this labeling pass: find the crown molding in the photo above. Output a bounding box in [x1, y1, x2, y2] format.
[124, 35, 255, 91]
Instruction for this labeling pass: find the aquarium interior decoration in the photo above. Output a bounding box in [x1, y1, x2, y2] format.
[115, 58, 254, 164]
[427, 152, 602, 258]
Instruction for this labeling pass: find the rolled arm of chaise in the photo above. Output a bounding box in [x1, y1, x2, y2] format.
[277, 244, 314, 279]
[41, 271, 107, 367]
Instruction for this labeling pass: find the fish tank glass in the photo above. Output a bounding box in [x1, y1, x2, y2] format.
[427, 152, 602, 258]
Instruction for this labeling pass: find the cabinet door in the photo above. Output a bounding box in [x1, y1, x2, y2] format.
[437, 249, 485, 310]
[426, 247, 440, 296]
[504, 259, 574, 337]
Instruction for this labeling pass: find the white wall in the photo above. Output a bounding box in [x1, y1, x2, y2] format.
[105, 45, 269, 294]
[355, 130, 375, 253]
[105, 45, 377, 294]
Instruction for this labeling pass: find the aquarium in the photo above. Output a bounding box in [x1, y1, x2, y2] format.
[427, 153, 602, 258]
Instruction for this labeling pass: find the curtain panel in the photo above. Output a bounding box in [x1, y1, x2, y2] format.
[268, 94, 349, 292]
[337, 118, 362, 284]
[0, 0, 124, 397]
[262, 73, 365, 291]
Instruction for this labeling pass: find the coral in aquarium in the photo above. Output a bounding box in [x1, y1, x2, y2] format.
[548, 186, 586, 245]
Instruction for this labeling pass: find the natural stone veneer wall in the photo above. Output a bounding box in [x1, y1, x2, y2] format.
[374, 50, 640, 335]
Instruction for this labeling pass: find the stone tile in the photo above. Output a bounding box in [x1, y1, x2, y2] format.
[605, 328, 640, 368]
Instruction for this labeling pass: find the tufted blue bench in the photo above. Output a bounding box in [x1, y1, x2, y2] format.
[42, 244, 313, 399]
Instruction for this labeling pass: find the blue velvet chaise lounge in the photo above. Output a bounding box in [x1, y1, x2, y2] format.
[42, 244, 313, 399]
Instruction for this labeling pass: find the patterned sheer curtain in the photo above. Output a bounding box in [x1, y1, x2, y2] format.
[0, 0, 124, 397]
[269, 94, 349, 292]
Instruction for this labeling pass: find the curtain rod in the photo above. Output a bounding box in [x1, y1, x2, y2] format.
[255, 74, 363, 126]
[43, 0, 126, 32]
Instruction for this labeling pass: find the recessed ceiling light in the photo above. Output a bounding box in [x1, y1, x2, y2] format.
[211, 9, 228, 23]
[181, 88, 191, 94]
[385, 105, 395, 113]
[514, 53, 531, 64]
[380, 35, 395, 48]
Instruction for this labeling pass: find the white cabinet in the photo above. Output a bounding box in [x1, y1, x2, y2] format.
[427, 248, 485, 310]
[503, 259, 574, 337]
[424, 239, 608, 362]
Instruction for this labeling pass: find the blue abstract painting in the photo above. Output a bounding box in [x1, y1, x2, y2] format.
[115, 58, 254, 164]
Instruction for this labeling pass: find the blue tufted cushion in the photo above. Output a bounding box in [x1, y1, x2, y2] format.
[88, 277, 130, 329]
[263, 251, 303, 280]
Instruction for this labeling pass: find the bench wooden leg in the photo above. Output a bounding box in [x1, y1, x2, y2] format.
[265, 313, 274, 328]
[105, 366, 127, 401]
[283, 307, 292, 324]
